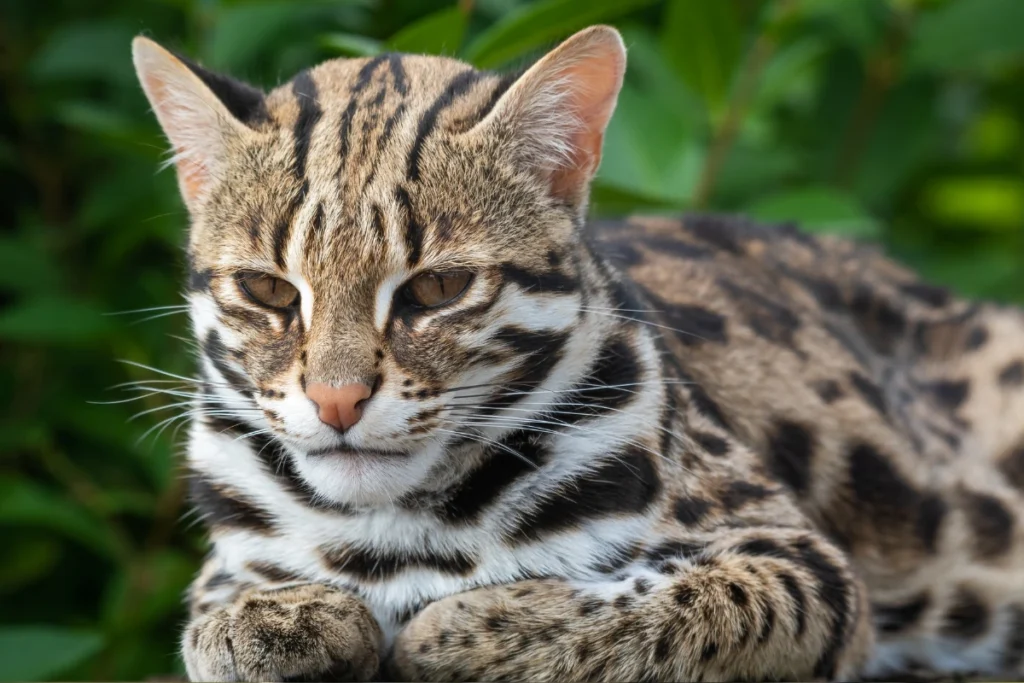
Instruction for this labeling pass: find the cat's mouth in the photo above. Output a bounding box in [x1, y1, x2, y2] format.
[305, 446, 408, 458]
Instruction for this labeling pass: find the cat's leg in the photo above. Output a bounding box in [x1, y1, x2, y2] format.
[182, 555, 381, 682]
[390, 527, 873, 682]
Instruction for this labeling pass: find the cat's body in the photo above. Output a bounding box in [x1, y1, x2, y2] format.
[131, 27, 1024, 682]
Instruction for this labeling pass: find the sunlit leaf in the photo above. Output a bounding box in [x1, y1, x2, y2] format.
[320, 33, 384, 57]
[922, 177, 1024, 232]
[387, 7, 467, 56]
[464, 0, 659, 68]
[747, 186, 881, 238]
[0, 627, 104, 682]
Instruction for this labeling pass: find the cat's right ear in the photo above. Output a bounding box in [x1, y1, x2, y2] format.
[132, 37, 266, 211]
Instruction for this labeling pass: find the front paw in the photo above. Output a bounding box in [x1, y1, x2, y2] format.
[183, 584, 382, 682]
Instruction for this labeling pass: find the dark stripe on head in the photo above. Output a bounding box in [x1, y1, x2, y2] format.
[321, 542, 475, 581]
[291, 71, 322, 179]
[387, 54, 409, 96]
[440, 431, 548, 522]
[203, 330, 254, 397]
[370, 203, 386, 246]
[767, 420, 815, 495]
[509, 446, 660, 542]
[186, 251, 212, 292]
[303, 201, 325, 259]
[172, 51, 269, 127]
[407, 69, 481, 181]
[188, 470, 275, 532]
[501, 263, 578, 294]
[481, 328, 569, 413]
[395, 186, 423, 267]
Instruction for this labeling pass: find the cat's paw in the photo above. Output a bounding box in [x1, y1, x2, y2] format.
[183, 584, 381, 682]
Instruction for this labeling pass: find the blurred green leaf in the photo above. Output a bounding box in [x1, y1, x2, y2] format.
[0, 627, 104, 682]
[0, 477, 123, 559]
[0, 537, 59, 594]
[387, 7, 467, 55]
[922, 177, 1024, 231]
[29, 20, 137, 85]
[102, 550, 195, 630]
[660, 0, 742, 110]
[909, 0, 1024, 72]
[0, 297, 112, 345]
[747, 186, 881, 238]
[320, 33, 384, 57]
[464, 0, 659, 68]
[0, 236, 62, 294]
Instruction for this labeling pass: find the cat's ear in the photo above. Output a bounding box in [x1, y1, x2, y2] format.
[132, 37, 266, 210]
[477, 25, 625, 212]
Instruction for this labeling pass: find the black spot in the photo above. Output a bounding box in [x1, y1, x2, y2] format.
[186, 252, 213, 291]
[674, 585, 696, 606]
[646, 540, 704, 563]
[728, 582, 748, 608]
[683, 214, 744, 254]
[320, 543, 475, 581]
[720, 481, 775, 511]
[758, 605, 776, 644]
[999, 360, 1024, 387]
[814, 380, 844, 404]
[692, 431, 729, 456]
[674, 496, 713, 526]
[509, 446, 660, 541]
[578, 598, 604, 616]
[735, 537, 792, 560]
[654, 631, 672, 661]
[926, 379, 970, 411]
[767, 420, 814, 495]
[173, 51, 269, 127]
[850, 372, 888, 418]
[246, 561, 304, 583]
[915, 495, 948, 554]
[500, 263, 578, 295]
[407, 69, 481, 180]
[613, 594, 633, 610]
[778, 572, 807, 636]
[634, 578, 651, 595]
[940, 587, 989, 640]
[661, 304, 728, 346]
[188, 471, 274, 532]
[290, 70, 322, 178]
[1000, 446, 1024, 491]
[900, 282, 950, 308]
[548, 337, 639, 426]
[965, 325, 989, 351]
[1002, 605, 1024, 670]
[440, 432, 547, 522]
[677, 370, 730, 430]
[962, 491, 1014, 560]
[700, 641, 718, 661]
[873, 592, 930, 634]
[795, 539, 849, 679]
[386, 53, 408, 95]
[719, 279, 801, 347]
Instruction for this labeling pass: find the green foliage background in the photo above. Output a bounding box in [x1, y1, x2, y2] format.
[1, 0, 1023, 679]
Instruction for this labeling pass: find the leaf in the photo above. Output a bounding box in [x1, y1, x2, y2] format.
[387, 7, 467, 56]
[319, 33, 385, 57]
[922, 177, 1024, 232]
[464, 0, 659, 68]
[0, 236, 62, 294]
[659, 0, 742, 110]
[909, 0, 1024, 72]
[101, 550, 195, 629]
[29, 20, 137, 85]
[0, 477, 122, 559]
[0, 297, 112, 346]
[747, 187, 881, 238]
[0, 627, 104, 682]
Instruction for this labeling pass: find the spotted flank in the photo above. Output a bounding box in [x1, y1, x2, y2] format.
[132, 25, 1024, 683]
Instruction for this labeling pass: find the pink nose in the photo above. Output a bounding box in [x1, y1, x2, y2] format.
[305, 382, 372, 431]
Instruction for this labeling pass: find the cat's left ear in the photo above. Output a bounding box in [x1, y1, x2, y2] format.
[132, 37, 267, 211]
[475, 25, 626, 213]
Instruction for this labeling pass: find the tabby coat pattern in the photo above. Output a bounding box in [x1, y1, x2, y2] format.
[131, 26, 1024, 682]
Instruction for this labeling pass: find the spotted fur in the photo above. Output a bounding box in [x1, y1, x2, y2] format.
[132, 26, 1024, 682]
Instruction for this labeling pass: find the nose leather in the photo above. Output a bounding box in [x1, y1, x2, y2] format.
[305, 382, 373, 431]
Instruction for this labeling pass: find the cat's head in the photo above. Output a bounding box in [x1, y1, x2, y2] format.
[133, 26, 628, 506]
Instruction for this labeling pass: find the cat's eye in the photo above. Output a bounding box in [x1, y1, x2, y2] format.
[238, 273, 300, 309]
[403, 271, 472, 308]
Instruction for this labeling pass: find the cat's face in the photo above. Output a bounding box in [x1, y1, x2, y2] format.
[134, 27, 625, 505]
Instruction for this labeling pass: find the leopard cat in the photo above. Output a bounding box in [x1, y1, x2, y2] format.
[131, 25, 1024, 682]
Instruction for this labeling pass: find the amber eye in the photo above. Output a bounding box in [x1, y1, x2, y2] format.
[403, 271, 472, 308]
[238, 273, 300, 309]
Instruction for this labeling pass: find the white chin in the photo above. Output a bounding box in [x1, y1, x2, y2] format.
[292, 448, 438, 507]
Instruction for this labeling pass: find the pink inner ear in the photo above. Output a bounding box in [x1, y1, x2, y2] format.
[546, 41, 624, 204]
